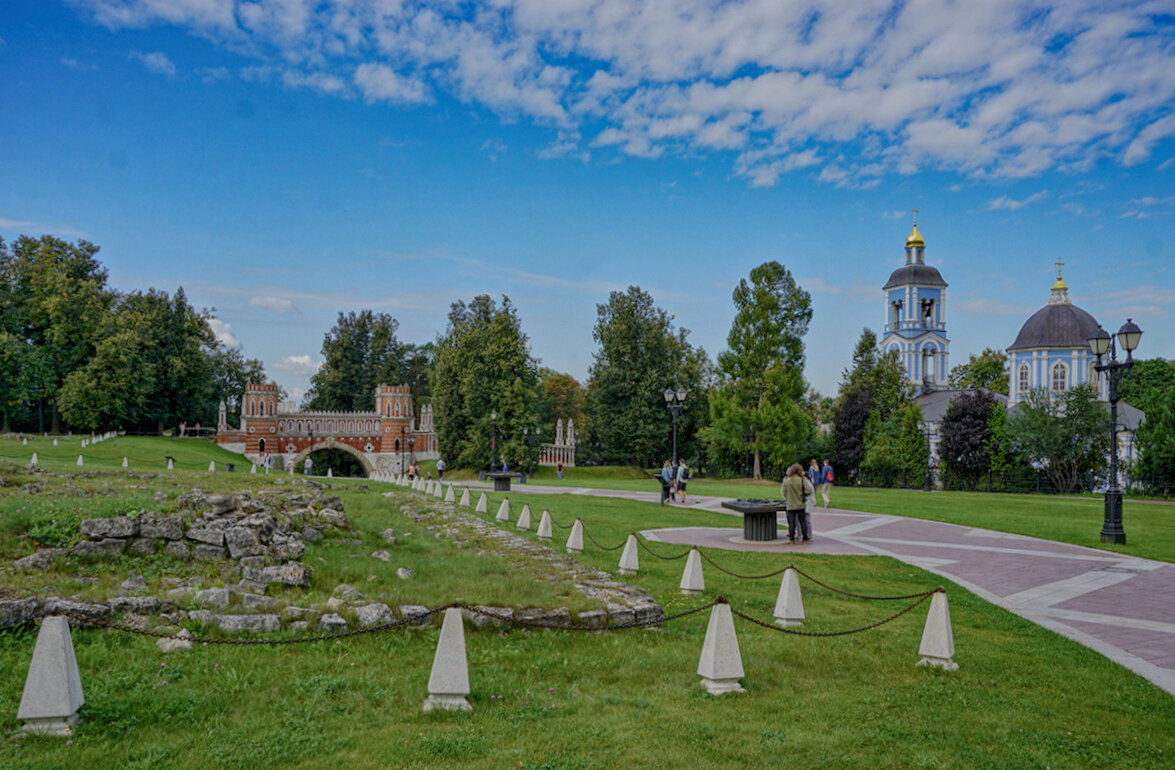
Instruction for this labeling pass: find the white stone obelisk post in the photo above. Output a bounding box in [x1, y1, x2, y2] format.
[434, 482, 443, 498]
[251, 463, 257, 474]
[496, 498, 511, 523]
[423, 608, 472, 712]
[697, 601, 746, 695]
[566, 519, 584, 553]
[76, 455, 83, 467]
[618, 534, 639, 575]
[167, 457, 174, 470]
[30, 453, 38, 466]
[475, 492, 488, 513]
[773, 567, 805, 627]
[680, 547, 705, 594]
[208, 461, 216, 472]
[536, 510, 553, 540]
[459, 488, 471, 507]
[917, 591, 958, 670]
[445, 484, 455, 503]
[516, 504, 531, 530]
[18, 617, 85, 735]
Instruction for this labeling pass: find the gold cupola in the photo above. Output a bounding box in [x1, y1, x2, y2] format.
[905, 223, 925, 248]
[1048, 258, 1071, 305]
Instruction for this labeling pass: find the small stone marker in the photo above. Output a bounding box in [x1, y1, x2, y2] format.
[618, 534, 639, 575]
[697, 600, 746, 695]
[536, 510, 553, 541]
[445, 484, 455, 503]
[251, 463, 257, 474]
[495, 498, 511, 523]
[475, 492, 488, 513]
[81, 440, 87, 448]
[433, 482, 443, 499]
[166, 457, 174, 470]
[680, 547, 705, 595]
[327, 468, 333, 478]
[157, 628, 193, 654]
[917, 590, 958, 670]
[18, 616, 85, 735]
[30, 452, 38, 465]
[423, 607, 472, 712]
[208, 461, 216, 472]
[53, 438, 58, 446]
[517, 504, 532, 530]
[773, 567, 804, 626]
[76, 455, 83, 467]
[22, 437, 27, 445]
[122, 456, 128, 468]
[566, 519, 584, 553]
[459, 488, 471, 507]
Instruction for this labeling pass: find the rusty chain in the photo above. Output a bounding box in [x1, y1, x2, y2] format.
[729, 589, 939, 637]
[697, 548, 791, 580]
[457, 600, 715, 632]
[582, 528, 629, 551]
[549, 515, 575, 529]
[789, 565, 940, 601]
[634, 537, 690, 560]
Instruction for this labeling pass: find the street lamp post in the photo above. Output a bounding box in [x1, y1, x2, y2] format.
[663, 388, 688, 465]
[1087, 318, 1143, 545]
[399, 426, 406, 473]
[408, 435, 415, 468]
[922, 423, 934, 492]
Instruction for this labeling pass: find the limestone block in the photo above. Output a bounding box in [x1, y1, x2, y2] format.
[163, 541, 191, 560]
[194, 587, 231, 609]
[186, 526, 226, 547]
[423, 608, 471, 712]
[459, 488, 471, 507]
[207, 614, 280, 633]
[259, 563, 312, 588]
[618, 535, 639, 575]
[917, 591, 958, 670]
[332, 583, 365, 601]
[15, 549, 65, 571]
[576, 609, 608, 627]
[773, 568, 804, 627]
[194, 544, 227, 561]
[282, 606, 317, 622]
[496, 498, 511, 522]
[107, 596, 162, 615]
[398, 604, 433, 626]
[41, 599, 110, 622]
[71, 539, 127, 558]
[606, 603, 635, 626]
[536, 511, 553, 541]
[517, 504, 531, 531]
[120, 575, 149, 594]
[289, 620, 310, 633]
[475, 493, 488, 513]
[397, 567, 415, 580]
[318, 613, 348, 631]
[129, 537, 157, 555]
[356, 602, 395, 628]
[679, 548, 705, 594]
[207, 494, 237, 515]
[381, 528, 396, 544]
[18, 617, 84, 735]
[461, 606, 513, 629]
[301, 526, 324, 543]
[225, 526, 262, 559]
[157, 628, 193, 653]
[140, 516, 184, 540]
[633, 603, 662, 623]
[516, 607, 571, 626]
[0, 599, 41, 626]
[239, 556, 265, 569]
[697, 603, 746, 695]
[240, 512, 277, 541]
[372, 550, 392, 562]
[566, 519, 583, 553]
[81, 516, 139, 539]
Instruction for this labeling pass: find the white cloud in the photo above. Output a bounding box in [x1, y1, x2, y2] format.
[196, 66, 231, 82]
[0, 216, 88, 237]
[988, 191, 1048, 210]
[206, 317, 239, 347]
[480, 138, 507, 161]
[74, 1, 1175, 186]
[130, 50, 176, 76]
[248, 295, 294, 314]
[271, 355, 321, 375]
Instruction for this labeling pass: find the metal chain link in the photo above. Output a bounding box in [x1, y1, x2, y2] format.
[790, 565, 940, 601]
[697, 548, 790, 580]
[634, 537, 690, 560]
[457, 600, 716, 632]
[582, 528, 629, 551]
[729, 590, 937, 637]
[549, 515, 575, 530]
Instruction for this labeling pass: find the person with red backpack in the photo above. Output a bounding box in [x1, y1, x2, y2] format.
[819, 458, 834, 508]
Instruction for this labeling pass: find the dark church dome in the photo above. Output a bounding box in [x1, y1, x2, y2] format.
[883, 264, 947, 290]
[1008, 302, 1101, 351]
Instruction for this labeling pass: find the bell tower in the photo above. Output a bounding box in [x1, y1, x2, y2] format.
[880, 214, 950, 391]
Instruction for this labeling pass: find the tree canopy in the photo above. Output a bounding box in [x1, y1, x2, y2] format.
[949, 348, 1009, 395]
[1009, 385, 1108, 493]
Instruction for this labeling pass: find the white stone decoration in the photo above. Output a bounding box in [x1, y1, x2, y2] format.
[208, 461, 216, 472]
[495, 498, 511, 523]
[251, 464, 257, 474]
[618, 534, 639, 575]
[536, 510, 553, 540]
[680, 547, 705, 595]
[773, 568, 804, 627]
[18, 617, 85, 735]
[917, 591, 958, 670]
[516, 504, 531, 531]
[566, 519, 584, 553]
[22, 437, 27, 445]
[122, 456, 128, 468]
[423, 608, 472, 712]
[327, 468, 333, 478]
[30, 453, 38, 465]
[459, 488, 471, 507]
[433, 483, 443, 499]
[697, 602, 746, 695]
[53, 438, 58, 446]
[166, 457, 174, 470]
[76, 455, 83, 467]
[445, 484, 455, 503]
[475, 493, 488, 513]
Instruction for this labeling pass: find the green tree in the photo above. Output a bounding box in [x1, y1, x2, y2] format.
[584, 286, 710, 468]
[1133, 391, 1175, 494]
[1010, 385, 1108, 493]
[938, 390, 997, 489]
[1118, 358, 1175, 410]
[431, 295, 539, 469]
[984, 398, 1011, 487]
[209, 348, 269, 426]
[949, 348, 1009, 394]
[831, 328, 911, 479]
[304, 310, 413, 412]
[707, 261, 813, 479]
[537, 369, 587, 438]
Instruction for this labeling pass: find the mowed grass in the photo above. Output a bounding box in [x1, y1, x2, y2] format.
[2, 476, 1174, 769]
[529, 474, 1175, 564]
[0, 435, 247, 474]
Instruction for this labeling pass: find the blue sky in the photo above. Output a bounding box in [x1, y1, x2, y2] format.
[2, 1, 1173, 403]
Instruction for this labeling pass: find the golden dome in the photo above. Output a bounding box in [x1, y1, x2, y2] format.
[905, 223, 924, 248]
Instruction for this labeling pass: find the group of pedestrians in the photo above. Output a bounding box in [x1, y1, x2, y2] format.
[782, 457, 833, 544]
[658, 459, 691, 506]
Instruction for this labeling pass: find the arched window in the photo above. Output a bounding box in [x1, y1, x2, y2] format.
[258, 438, 266, 453]
[1018, 363, 1030, 394]
[1051, 362, 1068, 393]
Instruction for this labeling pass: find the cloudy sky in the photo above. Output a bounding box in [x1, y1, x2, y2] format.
[2, 0, 1173, 402]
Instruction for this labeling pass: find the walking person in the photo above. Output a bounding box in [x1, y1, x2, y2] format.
[557, 462, 564, 481]
[262, 451, 271, 475]
[676, 459, 690, 504]
[808, 458, 820, 489]
[304, 456, 314, 476]
[436, 457, 446, 481]
[659, 460, 674, 506]
[819, 457, 834, 508]
[781, 463, 815, 544]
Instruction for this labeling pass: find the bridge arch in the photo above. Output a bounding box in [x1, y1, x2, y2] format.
[289, 439, 374, 477]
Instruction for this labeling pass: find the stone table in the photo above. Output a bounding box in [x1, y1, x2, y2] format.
[486, 472, 513, 492]
[720, 499, 788, 541]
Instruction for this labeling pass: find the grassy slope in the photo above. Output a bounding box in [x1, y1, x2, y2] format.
[0, 435, 247, 474]
[2, 476, 1174, 768]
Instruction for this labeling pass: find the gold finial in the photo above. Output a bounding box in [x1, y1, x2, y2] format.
[912, 208, 919, 224]
[1049, 258, 1070, 304]
[906, 213, 924, 248]
[1054, 257, 1064, 280]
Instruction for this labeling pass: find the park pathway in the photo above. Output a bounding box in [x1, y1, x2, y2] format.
[467, 481, 1175, 697]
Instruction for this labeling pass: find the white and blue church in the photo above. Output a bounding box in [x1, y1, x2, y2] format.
[881, 221, 949, 392]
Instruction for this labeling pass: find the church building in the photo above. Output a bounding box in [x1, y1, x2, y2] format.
[881, 219, 949, 391]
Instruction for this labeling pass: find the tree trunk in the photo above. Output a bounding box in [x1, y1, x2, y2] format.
[51, 405, 60, 434]
[753, 447, 762, 480]
[158, 417, 166, 436]
[2, 408, 9, 434]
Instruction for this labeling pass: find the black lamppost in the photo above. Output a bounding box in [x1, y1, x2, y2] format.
[524, 426, 539, 478]
[1087, 318, 1143, 545]
[921, 423, 934, 492]
[408, 435, 416, 467]
[490, 409, 498, 471]
[398, 426, 406, 472]
[664, 387, 688, 465]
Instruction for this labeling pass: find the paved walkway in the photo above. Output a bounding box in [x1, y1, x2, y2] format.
[468, 481, 1175, 696]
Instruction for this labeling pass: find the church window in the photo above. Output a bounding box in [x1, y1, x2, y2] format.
[1051, 362, 1068, 393]
[1018, 364, 1030, 394]
[258, 438, 266, 453]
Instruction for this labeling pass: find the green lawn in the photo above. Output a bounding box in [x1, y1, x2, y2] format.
[0, 435, 248, 474]
[2, 471, 1174, 768]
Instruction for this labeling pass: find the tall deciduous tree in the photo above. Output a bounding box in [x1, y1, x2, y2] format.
[706, 261, 812, 479]
[537, 369, 587, 437]
[1118, 358, 1175, 410]
[949, 348, 1009, 394]
[431, 295, 539, 469]
[304, 310, 414, 412]
[938, 390, 997, 489]
[1009, 385, 1108, 493]
[831, 328, 910, 479]
[584, 286, 710, 468]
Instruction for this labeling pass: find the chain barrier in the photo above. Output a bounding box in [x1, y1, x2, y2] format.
[789, 565, 939, 601]
[729, 589, 938, 637]
[457, 600, 715, 632]
[549, 514, 575, 530]
[582, 528, 629, 551]
[697, 548, 791, 580]
[634, 537, 690, 561]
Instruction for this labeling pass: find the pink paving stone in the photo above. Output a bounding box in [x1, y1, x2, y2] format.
[1052, 565, 1175, 625]
[861, 518, 1104, 555]
[1061, 619, 1175, 669]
